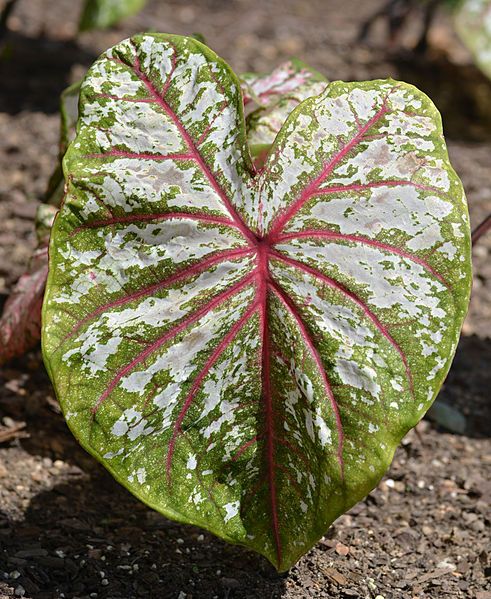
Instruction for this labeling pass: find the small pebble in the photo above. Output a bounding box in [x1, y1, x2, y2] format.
[101, 579, 109, 586]
[335, 542, 350, 556]
[437, 559, 456, 570]
[14, 586, 25, 597]
[9, 571, 21, 580]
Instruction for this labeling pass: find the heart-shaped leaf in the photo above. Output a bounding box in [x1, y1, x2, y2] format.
[455, 0, 491, 79]
[42, 33, 472, 570]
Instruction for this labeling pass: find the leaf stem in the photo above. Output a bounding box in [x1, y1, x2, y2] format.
[472, 213, 491, 245]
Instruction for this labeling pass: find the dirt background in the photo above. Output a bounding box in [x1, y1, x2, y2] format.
[0, 0, 490, 597]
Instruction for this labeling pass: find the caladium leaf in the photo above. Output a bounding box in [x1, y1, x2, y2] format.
[79, 0, 147, 32]
[241, 59, 326, 112]
[455, 0, 491, 79]
[42, 33, 472, 571]
[243, 62, 328, 168]
[0, 205, 56, 366]
[0, 253, 47, 364]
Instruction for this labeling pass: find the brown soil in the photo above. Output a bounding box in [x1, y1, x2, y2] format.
[0, 1, 490, 598]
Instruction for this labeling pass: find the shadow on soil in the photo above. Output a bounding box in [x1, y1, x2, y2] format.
[0, 468, 286, 598]
[0, 32, 96, 114]
[437, 334, 491, 438]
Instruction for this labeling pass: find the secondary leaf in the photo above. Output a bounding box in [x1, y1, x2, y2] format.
[42, 33, 472, 571]
[44, 81, 81, 206]
[241, 59, 326, 111]
[243, 61, 328, 168]
[0, 205, 56, 366]
[455, 0, 491, 79]
[79, 0, 146, 32]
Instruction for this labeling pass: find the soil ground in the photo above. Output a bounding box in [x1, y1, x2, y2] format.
[0, 0, 490, 598]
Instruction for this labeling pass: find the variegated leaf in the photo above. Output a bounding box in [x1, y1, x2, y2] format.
[244, 62, 328, 168]
[455, 0, 491, 79]
[241, 59, 325, 111]
[42, 34, 472, 571]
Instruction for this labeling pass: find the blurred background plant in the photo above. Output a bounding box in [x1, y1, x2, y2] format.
[1, 0, 148, 42]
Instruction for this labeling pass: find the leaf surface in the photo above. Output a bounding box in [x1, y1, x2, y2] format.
[42, 34, 472, 570]
[7, 61, 308, 365]
[243, 61, 328, 168]
[241, 59, 325, 109]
